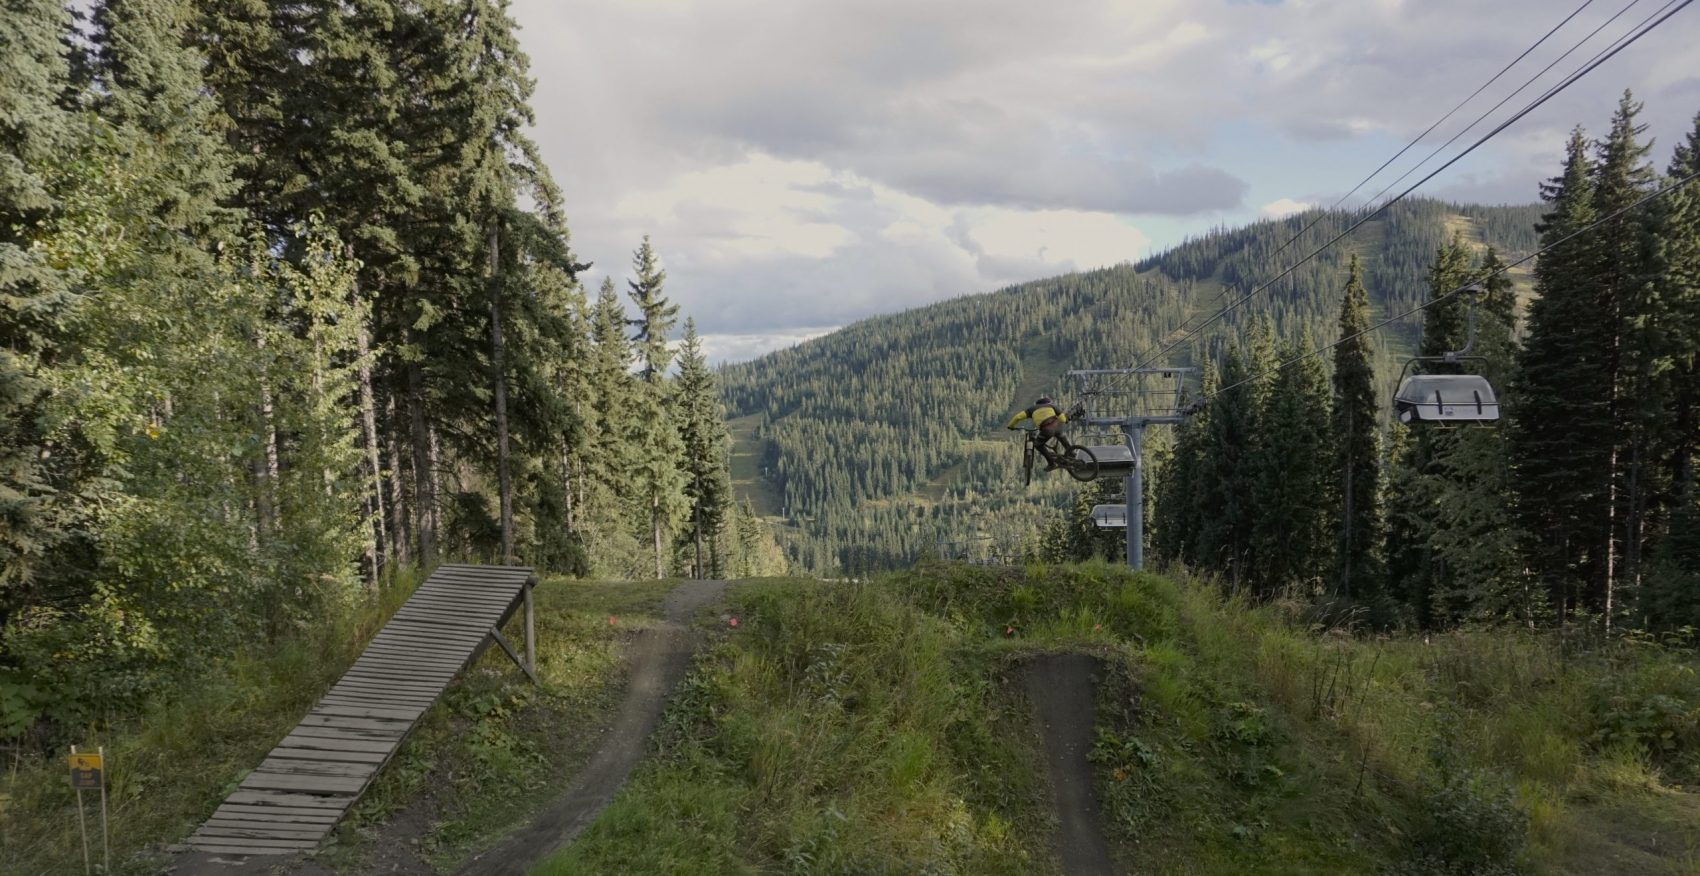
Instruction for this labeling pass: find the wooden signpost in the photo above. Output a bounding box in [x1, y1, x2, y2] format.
[69, 745, 110, 874]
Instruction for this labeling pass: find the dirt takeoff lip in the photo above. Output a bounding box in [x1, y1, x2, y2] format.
[456, 579, 728, 876]
[1022, 652, 1117, 876]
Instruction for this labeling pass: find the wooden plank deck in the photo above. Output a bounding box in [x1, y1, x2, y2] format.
[186, 564, 534, 857]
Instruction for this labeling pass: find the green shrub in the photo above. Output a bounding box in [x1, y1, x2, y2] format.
[1400, 769, 1529, 876]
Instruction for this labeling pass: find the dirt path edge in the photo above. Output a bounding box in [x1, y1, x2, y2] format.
[455, 579, 727, 875]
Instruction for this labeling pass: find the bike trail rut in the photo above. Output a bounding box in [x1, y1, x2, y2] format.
[455, 578, 727, 875]
[1022, 652, 1118, 876]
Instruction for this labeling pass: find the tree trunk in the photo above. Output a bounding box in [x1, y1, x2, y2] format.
[1340, 405, 1355, 600]
[356, 315, 386, 588]
[560, 445, 575, 534]
[385, 396, 413, 568]
[489, 225, 515, 565]
[694, 497, 703, 580]
[653, 493, 663, 579]
[407, 357, 437, 565]
[255, 334, 279, 541]
[1605, 446, 1618, 635]
[429, 423, 443, 558]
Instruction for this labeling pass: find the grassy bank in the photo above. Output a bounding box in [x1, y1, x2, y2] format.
[2, 569, 423, 874]
[0, 574, 672, 875]
[543, 562, 1700, 874]
[313, 578, 676, 872]
[542, 577, 1059, 875]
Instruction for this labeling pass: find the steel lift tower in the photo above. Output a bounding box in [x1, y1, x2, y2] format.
[1067, 367, 1195, 570]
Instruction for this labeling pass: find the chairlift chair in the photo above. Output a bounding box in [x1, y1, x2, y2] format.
[1392, 284, 1501, 426]
[1091, 504, 1129, 529]
[1065, 398, 1138, 481]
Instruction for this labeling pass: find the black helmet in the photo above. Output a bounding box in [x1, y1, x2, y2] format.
[1035, 396, 1053, 406]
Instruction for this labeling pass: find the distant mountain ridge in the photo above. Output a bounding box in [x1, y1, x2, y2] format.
[720, 198, 1544, 572]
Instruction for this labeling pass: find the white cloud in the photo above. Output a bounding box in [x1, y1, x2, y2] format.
[700, 328, 839, 365]
[599, 153, 1155, 332]
[511, 0, 1699, 337]
[1260, 197, 1315, 219]
[964, 209, 1148, 271]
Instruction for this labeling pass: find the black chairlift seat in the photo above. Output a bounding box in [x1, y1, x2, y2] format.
[1393, 374, 1500, 424]
[1082, 444, 1135, 477]
[1091, 504, 1128, 528]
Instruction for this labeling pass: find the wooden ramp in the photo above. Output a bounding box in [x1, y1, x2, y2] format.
[185, 564, 536, 857]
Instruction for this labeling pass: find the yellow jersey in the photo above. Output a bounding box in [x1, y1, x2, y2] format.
[1006, 403, 1066, 430]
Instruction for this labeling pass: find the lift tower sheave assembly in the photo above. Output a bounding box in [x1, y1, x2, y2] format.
[1068, 366, 1195, 571]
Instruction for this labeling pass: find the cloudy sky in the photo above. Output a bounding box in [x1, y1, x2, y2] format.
[510, 0, 1700, 364]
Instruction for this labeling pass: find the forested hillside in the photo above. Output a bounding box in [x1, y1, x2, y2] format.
[722, 198, 1542, 571]
[1150, 95, 1700, 633]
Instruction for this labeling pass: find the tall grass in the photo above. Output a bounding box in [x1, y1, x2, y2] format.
[543, 579, 1057, 875]
[888, 560, 1700, 874]
[1, 568, 423, 874]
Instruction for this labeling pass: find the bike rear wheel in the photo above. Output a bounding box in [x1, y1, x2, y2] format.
[1065, 445, 1099, 482]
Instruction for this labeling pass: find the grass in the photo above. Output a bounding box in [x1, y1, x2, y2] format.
[12, 564, 1696, 874]
[539, 562, 1700, 875]
[539, 577, 1058, 874]
[0, 573, 674, 875]
[727, 414, 784, 519]
[1, 568, 425, 875]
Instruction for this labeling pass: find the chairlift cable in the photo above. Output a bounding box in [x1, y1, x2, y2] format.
[1131, 0, 1691, 374]
[1267, 0, 1603, 265]
[1357, 0, 1674, 211]
[1123, 0, 1602, 371]
[1197, 168, 1700, 403]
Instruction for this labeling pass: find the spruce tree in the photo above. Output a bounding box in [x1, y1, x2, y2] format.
[1196, 344, 1258, 584]
[674, 319, 733, 578]
[1331, 254, 1383, 604]
[1397, 239, 1527, 625]
[1593, 91, 1657, 625]
[1514, 127, 1610, 622]
[627, 236, 679, 383]
[0, 0, 75, 607]
[95, 0, 239, 235]
[1637, 113, 1700, 624]
[1154, 362, 1215, 568]
[1251, 334, 1333, 597]
[1384, 235, 1474, 623]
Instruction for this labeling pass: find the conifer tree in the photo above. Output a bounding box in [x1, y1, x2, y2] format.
[674, 319, 733, 578]
[96, 0, 240, 235]
[1514, 123, 1628, 623]
[1594, 92, 1657, 625]
[1635, 113, 1700, 623]
[0, 0, 76, 608]
[1251, 335, 1333, 597]
[1331, 254, 1383, 603]
[627, 236, 679, 383]
[1384, 235, 1474, 623]
[574, 277, 641, 573]
[632, 380, 688, 578]
[1197, 344, 1258, 584]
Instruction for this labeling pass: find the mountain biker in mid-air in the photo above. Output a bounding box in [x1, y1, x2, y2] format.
[1006, 396, 1071, 470]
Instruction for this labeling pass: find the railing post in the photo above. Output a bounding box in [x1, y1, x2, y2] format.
[523, 574, 536, 679]
[1125, 424, 1145, 571]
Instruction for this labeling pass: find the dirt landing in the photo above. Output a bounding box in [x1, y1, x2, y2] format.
[1022, 652, 1118, 876]
[455, 579, 727, 875]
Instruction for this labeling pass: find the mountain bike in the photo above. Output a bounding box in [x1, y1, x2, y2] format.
[1019, 427, 1099, 486]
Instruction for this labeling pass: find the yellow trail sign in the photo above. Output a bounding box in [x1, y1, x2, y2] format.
[68, 751, 103, 790]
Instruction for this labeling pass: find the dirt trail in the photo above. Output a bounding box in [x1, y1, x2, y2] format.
[455, 579, 727, 875]
[1022, 652, 1118, 876]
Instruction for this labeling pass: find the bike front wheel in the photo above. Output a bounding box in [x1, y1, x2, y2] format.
[1065, 445, 1099, 482]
